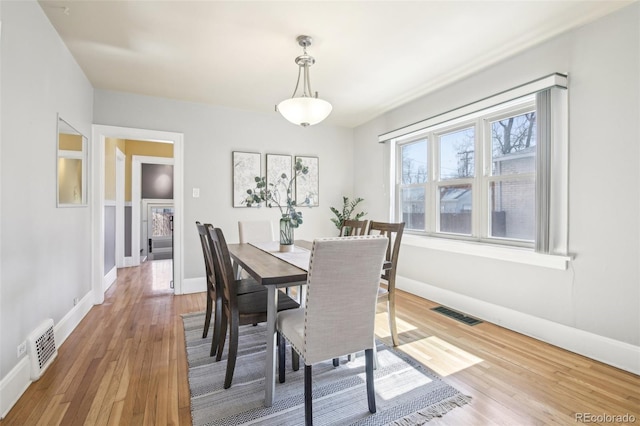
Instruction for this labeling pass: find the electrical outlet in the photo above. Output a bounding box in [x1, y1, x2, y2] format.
[17, 341, 27, 358]
[73, 297, 79, 306]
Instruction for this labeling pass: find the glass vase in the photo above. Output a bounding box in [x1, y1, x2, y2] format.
[279, 217, 294, 252]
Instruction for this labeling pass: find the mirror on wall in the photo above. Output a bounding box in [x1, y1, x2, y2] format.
[57, 116, 88, 207]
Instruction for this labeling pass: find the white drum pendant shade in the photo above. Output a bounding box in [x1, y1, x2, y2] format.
[277, 97, 333, 127]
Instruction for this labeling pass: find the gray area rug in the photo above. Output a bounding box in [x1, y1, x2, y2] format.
[183, 311, 471, 426]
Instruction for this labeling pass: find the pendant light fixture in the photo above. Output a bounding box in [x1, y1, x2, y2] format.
[276, 35, 332, 127]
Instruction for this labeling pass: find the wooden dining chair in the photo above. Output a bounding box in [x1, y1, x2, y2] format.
[276, 236, 388, 425]
[195, 222, 220, 341]
[367, 221, 405, 347]
[196, 222, 265, 355]
[339, 219, 369, 236]
[207, 225, 300, 389]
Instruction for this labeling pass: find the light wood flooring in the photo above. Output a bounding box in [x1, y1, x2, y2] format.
[1, 259, 638, 425]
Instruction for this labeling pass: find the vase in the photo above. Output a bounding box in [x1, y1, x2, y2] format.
[279, 217, 294, 252]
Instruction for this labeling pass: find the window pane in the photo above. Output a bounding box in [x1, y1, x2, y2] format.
[401, 139, 428, 184]
[439, 184, 472, 235]
[151, 207, 174, 237]
[491, 112, 536, 176]
[439, 127, 475, 180]
[489, 178, 534, 240]
[401, 187, 425, 231]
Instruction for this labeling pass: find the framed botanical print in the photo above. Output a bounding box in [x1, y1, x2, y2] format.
[295, 155, 319, 207]
[266, 154, 292, 208]
[232, 151, 261, 207]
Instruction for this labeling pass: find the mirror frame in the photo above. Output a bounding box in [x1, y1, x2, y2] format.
[57, 115, 88, 207]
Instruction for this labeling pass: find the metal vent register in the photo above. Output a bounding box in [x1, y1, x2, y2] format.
[28, 319, 58, 380]
[432, 306, 483, 326]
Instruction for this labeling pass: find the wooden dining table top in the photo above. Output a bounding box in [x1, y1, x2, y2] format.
[226, 240, 312, 286]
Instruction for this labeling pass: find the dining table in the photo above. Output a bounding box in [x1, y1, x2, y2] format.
[226, 239, 312, 407]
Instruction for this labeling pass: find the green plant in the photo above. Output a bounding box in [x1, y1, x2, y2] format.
[330, 196, 367, 231]
[244, 158, 310, 229]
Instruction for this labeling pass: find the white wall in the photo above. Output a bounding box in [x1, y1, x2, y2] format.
[354, 3, 639, 370]
[0, 0, 93, 401]
[93, 90, 355, 281]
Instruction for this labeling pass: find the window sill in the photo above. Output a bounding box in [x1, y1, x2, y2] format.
[402, 234, 572, 270]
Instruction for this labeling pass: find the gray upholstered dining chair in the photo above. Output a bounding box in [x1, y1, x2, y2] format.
[238, 220, 274, 244]
[339, 219, 369, 236]
[276, 236, 389, 425]
[367, 221, 405, 347]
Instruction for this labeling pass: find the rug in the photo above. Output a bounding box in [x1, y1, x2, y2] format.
[183, 311, 471, 426]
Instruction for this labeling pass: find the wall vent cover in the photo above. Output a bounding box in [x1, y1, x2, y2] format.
[432, 306, 483, 326]
[27, 319, 58, 380]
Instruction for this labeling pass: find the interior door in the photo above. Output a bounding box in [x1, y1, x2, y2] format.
[146, 203, 174, 261]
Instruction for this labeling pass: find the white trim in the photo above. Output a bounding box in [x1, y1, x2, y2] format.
[0, 358, 30, 420]
[104, 200, 116, 206]
[115, 148, 125, 268]
[1, 292, 94, 419]
[379, 73, 568, 142]
[398, 275, 640, 375]
[103, 265, 117, 291]
[122, 257, 136, 268]
[182, 277, 206, 295]
[403, 234, 571, 270]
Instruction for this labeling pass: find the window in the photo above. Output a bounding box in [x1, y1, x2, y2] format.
[396, 98, 537, 248]
[383, 74, 568, 263]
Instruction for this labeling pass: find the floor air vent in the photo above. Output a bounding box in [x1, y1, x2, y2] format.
[432, 306, 483, 326]
[27, 319, 58, 380]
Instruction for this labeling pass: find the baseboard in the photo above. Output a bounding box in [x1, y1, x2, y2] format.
[182, 276, 205, 295]
[103, 266, 117, 292]
[123, 257, 136, 267]
[0, 358, 30, 419]
[0, 292, 94, 419]
[397, 275, 640, 375]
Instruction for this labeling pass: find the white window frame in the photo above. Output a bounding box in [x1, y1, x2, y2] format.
[384, 74, 571, 270]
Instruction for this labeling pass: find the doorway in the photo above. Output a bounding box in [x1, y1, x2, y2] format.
[91, 125, 184, 305]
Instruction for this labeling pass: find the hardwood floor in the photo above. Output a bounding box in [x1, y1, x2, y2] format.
[2, 260, 638, 425]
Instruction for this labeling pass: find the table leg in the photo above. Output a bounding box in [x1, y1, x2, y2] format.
[264, 286, 278, 407]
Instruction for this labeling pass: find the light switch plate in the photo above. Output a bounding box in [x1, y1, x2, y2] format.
[192, 188, 200, 198]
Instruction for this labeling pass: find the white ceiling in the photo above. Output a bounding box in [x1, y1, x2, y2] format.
[39, 0, 633, 128]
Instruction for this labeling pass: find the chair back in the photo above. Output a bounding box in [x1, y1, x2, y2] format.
[367, 221, 405, 282]
[206, 225, 238, 309]
[302, 236, 388, 364]
[238, 220, 274, 244]
[196, 221, 216, 294]
[339, 219, 369, 236]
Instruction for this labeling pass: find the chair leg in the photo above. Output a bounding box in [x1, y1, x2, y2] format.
[278, 333, 286, 383]
[387, 295, 399, 347]
[332, 358, 339, 367]
[304, 364, 313, 426]
[292, 349, 300, 371]
[215, 310, 228, 360]
[365, 348, 376, 413]
[203, 294, 212, 338]
[223, 312, 239, 389]
[210, 296, 223, 357]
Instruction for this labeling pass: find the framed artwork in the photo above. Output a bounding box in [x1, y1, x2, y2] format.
[295, 156, 319, 207]
[232, 151, 261, 207]
[266, 154, 292, 208]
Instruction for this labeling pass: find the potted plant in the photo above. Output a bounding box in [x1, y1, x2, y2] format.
[330, 196, 367, 234]
[244, 158, 310, 252]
